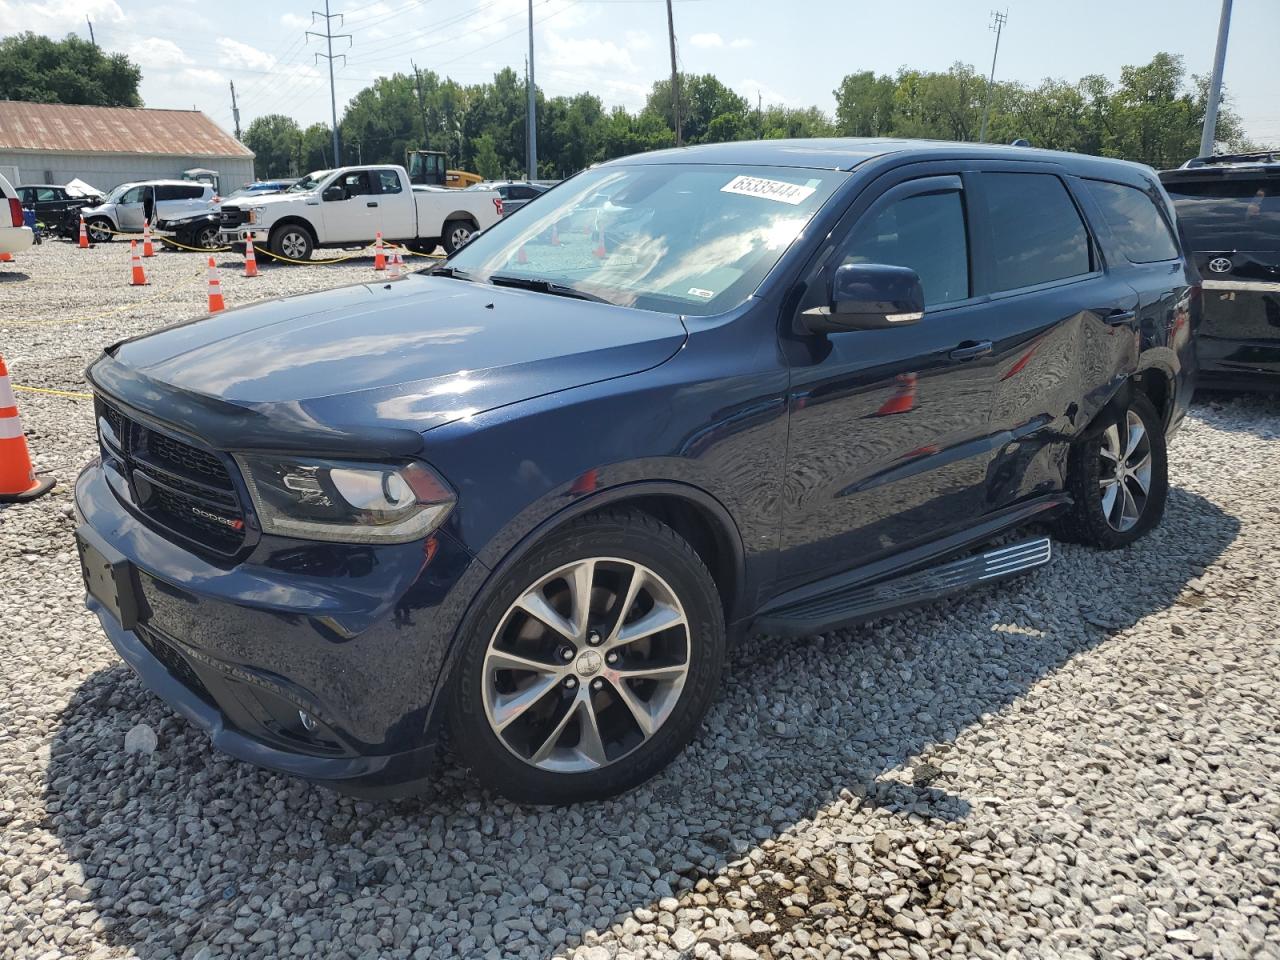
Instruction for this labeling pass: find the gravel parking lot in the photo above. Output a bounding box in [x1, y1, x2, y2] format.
[2, 239, 1278, 960]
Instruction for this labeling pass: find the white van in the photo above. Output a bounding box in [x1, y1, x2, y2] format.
[80, 181, 217, 243]
[0, 172, 35, 257]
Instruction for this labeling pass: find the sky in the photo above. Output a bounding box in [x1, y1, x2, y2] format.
[2, 0, 1277, 148]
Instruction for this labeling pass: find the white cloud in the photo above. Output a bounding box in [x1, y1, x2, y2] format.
[180, 66, 225, 86]
[730, 37, 754, 49]
[0, 0, 123, 35]
[740, 78, 796, 107]
[279, 12, 308, 29]
[214, 37, 275, 72]
[690, 32, 723, 49]
[624, 30, 653, 51]
[125, 37, 191, 70]
[544, 33, 637, 73]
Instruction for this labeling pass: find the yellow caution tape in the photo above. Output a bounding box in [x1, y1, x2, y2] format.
[12, 384, 93, 400]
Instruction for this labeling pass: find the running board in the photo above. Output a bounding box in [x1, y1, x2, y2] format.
[754, 537, 1052, 636]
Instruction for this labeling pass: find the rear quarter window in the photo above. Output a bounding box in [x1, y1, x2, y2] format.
[983, 173, 1093, 291]
[1163, 177, 1280, 252]
[1085, 179, 1180, 263]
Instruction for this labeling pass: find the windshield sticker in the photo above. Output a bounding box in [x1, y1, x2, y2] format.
[721, 175, 817, 205]
[687, 287, 715, 299]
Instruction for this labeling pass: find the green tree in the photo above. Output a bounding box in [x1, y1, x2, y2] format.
[833, 70, 896, 137]
[243, 114, 302, 178]
[298, 123, 334, 172]
[0, 32, 141, 107]
[472, 133, 502, 180]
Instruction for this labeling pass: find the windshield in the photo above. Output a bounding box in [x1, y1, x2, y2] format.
[103, 183, 136, 204]
[287, 172, 330, 194]
[445, 163, 845, 316]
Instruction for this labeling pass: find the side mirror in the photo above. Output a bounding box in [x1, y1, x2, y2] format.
[322, 185, 346, 202]
[803, 263, 925, 333]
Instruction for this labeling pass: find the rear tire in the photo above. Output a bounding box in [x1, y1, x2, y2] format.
[270, 224, 313, 262]
[442, 219, 475, 255]
[448, 509, 725, 804]
[1052, 391, 1168, 549]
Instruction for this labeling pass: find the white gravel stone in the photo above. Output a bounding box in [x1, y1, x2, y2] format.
[1, 241, 1279, 959]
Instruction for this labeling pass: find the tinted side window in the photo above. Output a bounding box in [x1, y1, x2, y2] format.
[1164, 178, 1280, 252]
[183, 185, 207, 200]
[1086, 180, 1179, 262]
[984, 173, 1092, 291]
[18, 188, 34, 203]
[339, 171, 373, 196]
[154, 185, 181, 201]
[36, 187, 61, 202]
[120, 186, 146, 204]
[841, 189, 969, 307]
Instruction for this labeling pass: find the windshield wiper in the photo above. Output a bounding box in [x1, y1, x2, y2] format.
[488, 274, 612, 304]
[428, 265, 474, 281]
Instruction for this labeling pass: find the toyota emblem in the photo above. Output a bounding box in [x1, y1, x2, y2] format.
[1208, 257, 1233, 274]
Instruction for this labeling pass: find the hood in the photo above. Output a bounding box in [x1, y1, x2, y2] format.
[88, 275, 687, 458]
[236, 191, 311, 208]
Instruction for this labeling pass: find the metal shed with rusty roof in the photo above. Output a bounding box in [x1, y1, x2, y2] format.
[0, 101, 254, 196]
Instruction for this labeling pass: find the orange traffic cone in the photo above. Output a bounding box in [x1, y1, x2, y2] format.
[129, 240, 149, 286]
[0, 355, 56, 503]
[875, 372, 918, 416]
[79, 216, 89, 248]
[0, 252, 12, 263]
[142, 219, 155, 257]
[374, 232, 386, 271]
[243, 232, 259, 278]
[206, 257, 225, 312]
[387, 251, 403, 281]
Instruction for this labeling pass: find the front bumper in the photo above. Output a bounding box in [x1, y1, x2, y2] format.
[0, 225, 35, 255]
[75, 458, 488, 797]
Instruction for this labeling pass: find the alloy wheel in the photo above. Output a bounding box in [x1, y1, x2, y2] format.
[1098, 409, 1152, 532]
[280, 232, 308, 259]
[481, 557, 691, 773]
[450, 225, 472, 249]
[87, 221, 112, 243]
[197, 226, 219, 249]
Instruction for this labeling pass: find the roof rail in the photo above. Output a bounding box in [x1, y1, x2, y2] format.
[1182, 150, 1279, 168]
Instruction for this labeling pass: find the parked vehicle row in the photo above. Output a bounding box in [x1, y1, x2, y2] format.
[75, 137, 1198, 805]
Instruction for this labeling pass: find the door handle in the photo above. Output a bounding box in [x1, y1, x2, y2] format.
[949, 340, 993, 361]
[1104, 308, 1136, 326]
[367, 201, 379, 208]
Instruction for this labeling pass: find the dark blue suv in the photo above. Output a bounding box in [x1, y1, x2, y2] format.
[76, 139, 1197, 804]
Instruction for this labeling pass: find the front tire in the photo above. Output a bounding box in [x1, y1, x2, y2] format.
[86, 217, 114, 243]
[270, 224, 313, 262]
[1052, 391, 1168, 549]
[448, 509, 725, 804]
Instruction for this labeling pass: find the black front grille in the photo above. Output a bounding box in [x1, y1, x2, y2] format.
[135, 625, 214, 704]
[219, 206, 248, 228]
[97, 399, 247, 554]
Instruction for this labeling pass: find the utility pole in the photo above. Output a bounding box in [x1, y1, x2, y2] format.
[307, 0, 350, 170]
[229, 80, 242, 140]
[1199, 0, 1233, 158]
[978, 9, 1007, 143]
[411, 60, 431, 148]
[85, 17, 96, 46]
[527, 0, 538, 180]
[665, 0, 681, 146]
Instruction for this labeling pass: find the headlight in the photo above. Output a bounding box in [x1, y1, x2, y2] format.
[234, 455, 455, 544]
[247, 210, 257, 224]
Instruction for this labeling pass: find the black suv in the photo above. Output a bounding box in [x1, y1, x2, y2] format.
[17, 183, 94, 232]
[1161, 152, 1280, 391]
[76, 139, 1198, 804]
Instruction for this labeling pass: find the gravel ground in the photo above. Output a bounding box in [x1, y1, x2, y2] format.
[2, 240, 1279, 960]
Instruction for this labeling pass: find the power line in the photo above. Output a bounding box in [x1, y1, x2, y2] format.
[307, 0, 352, 166]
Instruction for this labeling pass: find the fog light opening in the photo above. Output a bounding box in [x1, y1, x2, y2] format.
[298, 710, 318, 732]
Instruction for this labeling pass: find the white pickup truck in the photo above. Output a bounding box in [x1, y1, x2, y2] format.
[217, 164, 503, 261]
